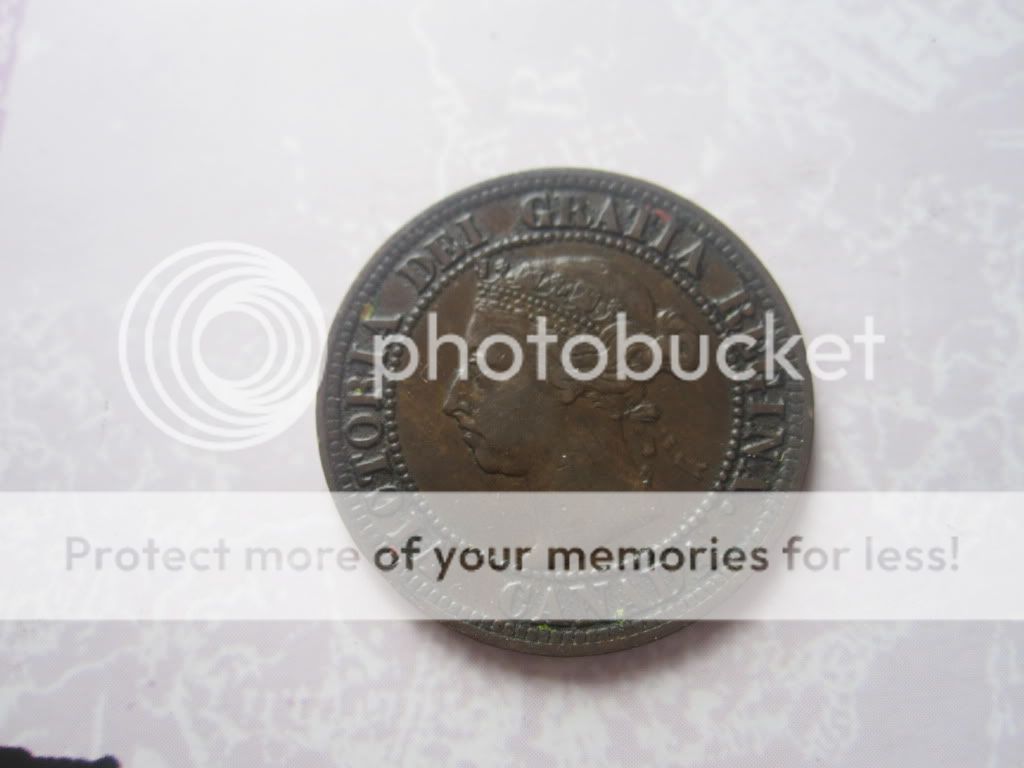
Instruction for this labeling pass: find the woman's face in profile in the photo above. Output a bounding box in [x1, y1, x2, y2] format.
[442, 307, 566, 478]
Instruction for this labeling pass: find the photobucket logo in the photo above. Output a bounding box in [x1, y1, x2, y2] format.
[371, 312, 884, 396]
[118, 242, 325, 450]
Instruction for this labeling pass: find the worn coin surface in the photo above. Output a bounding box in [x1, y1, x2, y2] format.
[317, 168, 813, 655]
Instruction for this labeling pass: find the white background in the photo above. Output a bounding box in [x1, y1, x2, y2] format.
[0, 1, 1021, 765]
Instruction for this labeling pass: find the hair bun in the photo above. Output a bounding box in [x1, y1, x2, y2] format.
[654, 308, 699, 370]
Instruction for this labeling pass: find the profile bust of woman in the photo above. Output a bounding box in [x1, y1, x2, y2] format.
[442, 254, 706, 490]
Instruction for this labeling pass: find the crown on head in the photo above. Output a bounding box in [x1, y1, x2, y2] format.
[475, 268, 630, 339]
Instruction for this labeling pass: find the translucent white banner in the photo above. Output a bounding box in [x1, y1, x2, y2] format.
[0, 492, 1016, 621]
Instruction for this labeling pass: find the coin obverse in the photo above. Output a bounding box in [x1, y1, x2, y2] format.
[317, 168, 813, 655]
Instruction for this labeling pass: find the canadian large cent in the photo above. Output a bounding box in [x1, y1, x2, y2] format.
[317, 168, 813, 655]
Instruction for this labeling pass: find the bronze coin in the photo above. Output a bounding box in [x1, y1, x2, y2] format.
[317, 168, 813, 655]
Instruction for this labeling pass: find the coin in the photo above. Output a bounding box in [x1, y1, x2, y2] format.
[317, 168, 813, 655]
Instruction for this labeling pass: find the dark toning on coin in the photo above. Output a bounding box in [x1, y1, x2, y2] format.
[318, 169, 813, 655]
